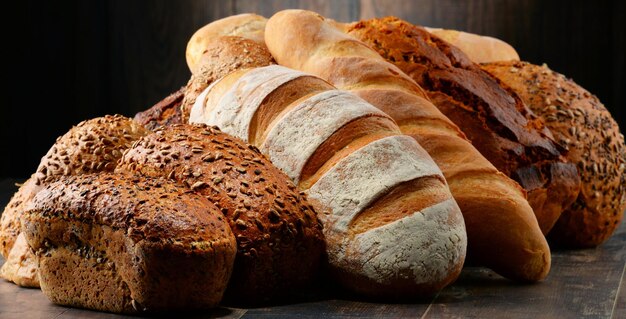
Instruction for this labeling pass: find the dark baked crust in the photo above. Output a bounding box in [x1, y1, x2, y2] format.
[22, 173, 237, 313]
[179, 36, 275, 122]
[116, 123, 325, 304]
[347, 17, 581, 234]
[483, 61, 626, 247]
[134, 88, 185, 131]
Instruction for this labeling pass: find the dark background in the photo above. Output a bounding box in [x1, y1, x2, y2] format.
[1, 0, 624, 178]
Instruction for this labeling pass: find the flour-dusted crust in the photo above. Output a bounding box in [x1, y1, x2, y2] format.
[261, 89, 393, 183]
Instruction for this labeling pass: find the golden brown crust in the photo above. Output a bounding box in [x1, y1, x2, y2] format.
[347, 17, 581, 234]
[0, 176, 40, 258]
[116, 123, 325, 304]
[264, 9, 550, 282]
[134, 88, 185, 131]
[425, 28, 520, 64]
[483, 61, 626, 247]
[23, 173, 237, 313]
[180, 36, 275, 122]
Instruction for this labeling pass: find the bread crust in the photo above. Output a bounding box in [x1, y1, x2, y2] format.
[22, 174, 236, 313]
[134, 88, 185, 130]
[483, 61, 626, 247]
[425, 27, 520, 64]
[116, 123, 325, 304]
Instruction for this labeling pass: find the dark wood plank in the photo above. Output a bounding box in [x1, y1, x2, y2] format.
[234, 0, 360, 22]
[614, 264, 626, 318]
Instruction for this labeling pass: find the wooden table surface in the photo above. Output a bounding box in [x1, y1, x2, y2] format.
[0, 179, 624, 319]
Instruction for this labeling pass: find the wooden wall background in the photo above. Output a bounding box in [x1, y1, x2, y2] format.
[1, 0, 624, 178]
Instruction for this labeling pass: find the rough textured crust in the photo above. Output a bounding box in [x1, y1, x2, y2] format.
[0, 115, 148, 287]
[265, 9, 550, 282]
[425, 27, 520, 64]
[180, 36, 275, 122]
[192, 65, 467, 298]
[116, 123, 325, 304]
[0, 233, 38, 287]
[483, 61, 626, 247]
[22, 174, 237, 314]
[134, 88, 185, 130]
[186, 14, 268, 73]
[346, 17, 580, 234]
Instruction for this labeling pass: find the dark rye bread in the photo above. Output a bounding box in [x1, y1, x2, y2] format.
[22, 174, 237, 314]
[483, 61, 626, 247]
[134, 88, 185, 131]
[0, 115, 148, 287]
[115, 123, 325, 304]
[347, 17, 581, 234]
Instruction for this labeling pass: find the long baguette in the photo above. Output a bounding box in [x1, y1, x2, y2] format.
[264, 9, 550, 282]
[190, 64, 467, 298]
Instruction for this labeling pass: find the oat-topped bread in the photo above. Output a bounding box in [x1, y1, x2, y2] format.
[0, 115, 148, 287]
[483, 61, 626, 247]
[344, 17, 581, 235]
[134, 88, 185, 131]
[116, 123, 325, 304]
[22, 173, 237, 314]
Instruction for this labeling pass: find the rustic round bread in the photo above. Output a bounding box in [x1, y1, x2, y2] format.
[23, 173, 237, 313]
[180, 36, 275, 121]
[0, 115, 148, 287]
[186, 13, 268, 72]
[116, 123, 325, 304]
[482, 61, 626, 247]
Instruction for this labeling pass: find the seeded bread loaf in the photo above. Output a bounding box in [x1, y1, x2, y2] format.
[191, 65, 467, 298]
[482, 61, 626, 247]
[22, 174, 237, 314]
[264, 10, 550, 282]
[0, 115, 148, 287]
[186, 13, 268, 73]
[425, 27, 520, 64]
[344, 17, 581, 234]
[115, 123, 325, 303]
[134, 88, 185, 130]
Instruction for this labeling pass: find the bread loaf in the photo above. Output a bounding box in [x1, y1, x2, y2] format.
[425, 27, 520, 63]
[191, 65, 467, 298]
[0, 115, 148, 287]
[115, 123, 325, 303]
[134, 88, 185, 130]
[186, 14, 268, 73]
[345, 17, 581, 235]
[264, 9, 550, 282]
[22, 174, 237, 314]
[482, 61, 626, 247]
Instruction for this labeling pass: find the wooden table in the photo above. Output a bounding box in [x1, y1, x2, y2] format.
[0, 179, 624, 318]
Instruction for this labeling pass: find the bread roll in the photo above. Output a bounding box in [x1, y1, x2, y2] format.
[264, 9, 550, 282]
[482, 61, 626, 247]
[0, 115, 148, 287]
[191, 65, 467, 298]
[425, 27, 520, 63]
[345, 17, 580, 235]
[22, 174, 236, 314]
[116, 123, 325, 303]
[186, 14, 267, 73]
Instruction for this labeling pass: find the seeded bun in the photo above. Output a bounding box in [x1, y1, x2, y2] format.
[483, 61, 626, 247]
[116, 123, 325, 304]
[0, 115, 148, 287]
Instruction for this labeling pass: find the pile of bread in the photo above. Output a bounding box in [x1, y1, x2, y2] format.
[1, 9, 624, 314]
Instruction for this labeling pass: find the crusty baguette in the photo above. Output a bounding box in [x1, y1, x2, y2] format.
[345, 17, 581, 235]
[22, 174, 237, 314]
[425, 27, 520, 63]
[186, 14, 268, 73]
[0, 115, 148, 287]
[264, 9, 550, 282]
[483, 61, 626, 247]
[116, 123, 325, 304]
[190, 65, 467, 298]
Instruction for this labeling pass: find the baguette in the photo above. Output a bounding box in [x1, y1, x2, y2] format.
[190, 65, 467, 298]
[344, 17, 581, 235]
[425, 27, 520, 63]
[264, 9, 550, 282]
